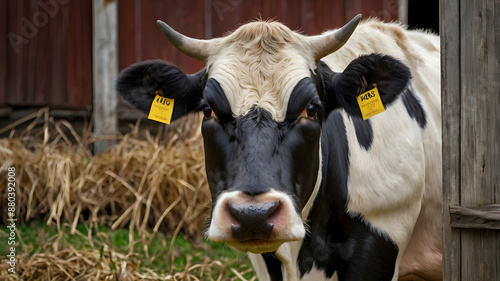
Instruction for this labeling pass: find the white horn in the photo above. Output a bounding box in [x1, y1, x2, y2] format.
[157, 20, 212, 61]
[308, 14, 362, 61]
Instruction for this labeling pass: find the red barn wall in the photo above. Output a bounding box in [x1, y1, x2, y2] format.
[0, 0, 399, 109]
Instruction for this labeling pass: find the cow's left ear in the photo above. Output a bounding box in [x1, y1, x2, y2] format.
[116, 60, 206, 122]
[317, 53, 411, 117]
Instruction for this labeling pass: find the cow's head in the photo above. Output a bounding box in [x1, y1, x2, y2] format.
[116, 15, 411, 254]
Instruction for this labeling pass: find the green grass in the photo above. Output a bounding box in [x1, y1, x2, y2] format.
[0, 221, 255, 279]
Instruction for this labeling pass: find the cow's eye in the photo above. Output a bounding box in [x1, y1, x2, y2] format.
[203, 106, 215, 119]
[306, 104, 317, 118]
[298, 103, 317, 120]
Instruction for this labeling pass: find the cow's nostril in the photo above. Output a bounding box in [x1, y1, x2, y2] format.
[228, 200, 280, 241]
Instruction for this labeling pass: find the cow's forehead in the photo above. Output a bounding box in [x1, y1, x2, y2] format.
[206, 21, 316, 122]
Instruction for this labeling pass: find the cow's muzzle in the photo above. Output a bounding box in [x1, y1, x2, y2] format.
[228, 200, 279, 241]
[207, 190, 305, 254]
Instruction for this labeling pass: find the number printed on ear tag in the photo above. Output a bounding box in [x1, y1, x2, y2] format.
[356, 86, 385, 120]
[148, 95, 175, 124]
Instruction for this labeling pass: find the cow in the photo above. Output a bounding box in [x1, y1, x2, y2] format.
[116, 15, 442, 281]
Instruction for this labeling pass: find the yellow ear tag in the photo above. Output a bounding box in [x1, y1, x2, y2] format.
[148, 94, 174, 124]
[356, 86, 385, 120]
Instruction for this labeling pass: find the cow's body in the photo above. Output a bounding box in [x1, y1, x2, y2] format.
[116, 16, 441, 281]
[250, 20, 441, 281]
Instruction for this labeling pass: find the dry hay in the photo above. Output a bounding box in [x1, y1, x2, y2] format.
[0, 107, 211, 239]
[0, 241, 254, 281]
[0, 108, 258, 279]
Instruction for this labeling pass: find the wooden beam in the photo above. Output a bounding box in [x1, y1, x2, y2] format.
[440, 0, 461, 280]
[450, 205, 500, 229]
[92, 0, 118, 153]
[398, 0, 408, 25]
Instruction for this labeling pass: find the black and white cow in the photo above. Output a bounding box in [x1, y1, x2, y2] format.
[116, 15, 442, 281]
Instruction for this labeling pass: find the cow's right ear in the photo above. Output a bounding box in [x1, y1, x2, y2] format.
[116, 60, 206, 121]
[316, 54, 411, 117]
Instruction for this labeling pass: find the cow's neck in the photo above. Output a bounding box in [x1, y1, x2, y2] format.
[301, 138, 323, 220]
[273, 139, 325, 281]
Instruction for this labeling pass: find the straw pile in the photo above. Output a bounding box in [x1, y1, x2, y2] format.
[0, 108, 256, 280]
[0, 107, 210, 237]
[1, 247, 242, 280]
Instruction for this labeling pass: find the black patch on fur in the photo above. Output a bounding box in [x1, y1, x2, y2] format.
[262, 253, 283, 281]
[202, 78, 233, 123]
[286, 77, 323, 120]
[317, 54, 412, 118]
[351, 116, 373, 150]
[298, 111, 399, 280]
[115, 60, 206, 121]
[401, 86, 427, 128]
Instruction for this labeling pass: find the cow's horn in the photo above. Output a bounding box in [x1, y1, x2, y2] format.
[157, 20, 211, 61]
[308, 14, 362, 61]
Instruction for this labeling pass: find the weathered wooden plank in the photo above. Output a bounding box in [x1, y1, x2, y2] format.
[76, 0, 93, 109]
[345, 0, 398, 23]
[450, 205, 500, 229]
[49, 0, 65, 106]
[440, 0, 461, 279]
[93, 0, 118, 153]
[461, 229, 498, 280]
[460, 0, 498, 207]
[118, 0, 139, 71]
[458, 1, 500, 281]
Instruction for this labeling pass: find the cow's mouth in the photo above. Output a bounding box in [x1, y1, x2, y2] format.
[227, 238, 287, 254]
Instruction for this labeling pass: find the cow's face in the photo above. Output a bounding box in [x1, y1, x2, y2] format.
[116, 15, 411, 254]
[200, 22, 324, 253]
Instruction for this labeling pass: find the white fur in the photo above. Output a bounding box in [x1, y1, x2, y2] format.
[301, 266, 339, 281]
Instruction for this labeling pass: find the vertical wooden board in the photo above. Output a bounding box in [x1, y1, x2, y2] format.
[65, 0, 78, 107]
[75, 0, 93, 108]
[458, 0, 500, 280]
[461, 230, 498, 280]
[280, 0, 302, 31]
[65, 0, 86, 107]
[172, 0, 206, 73]
[322, 0, 345, 30]
[49, 0, 66, 106]
[261, 0, 284, 22]
[459, 0, 497, 206]
[118, 0, 138, 71]
[140, 0, 169, 63]
[345, 0, 398, 22]
[26, 0, 37, 104]
[140, 0, 205, 73]
[302, 0, 346, 34]
[22, 0, 34, 105]
[302, 0, 345, 35]
[9, 1, 26, 105]
[93, 0, 118, 152]
[497, 231, 500, 281]
[440, 0, 461, 279]
[211, 0, 262, 37]
[5, 1, 17, 104]
[298, 0, 318, 34]
[489, 0, 500, 203]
